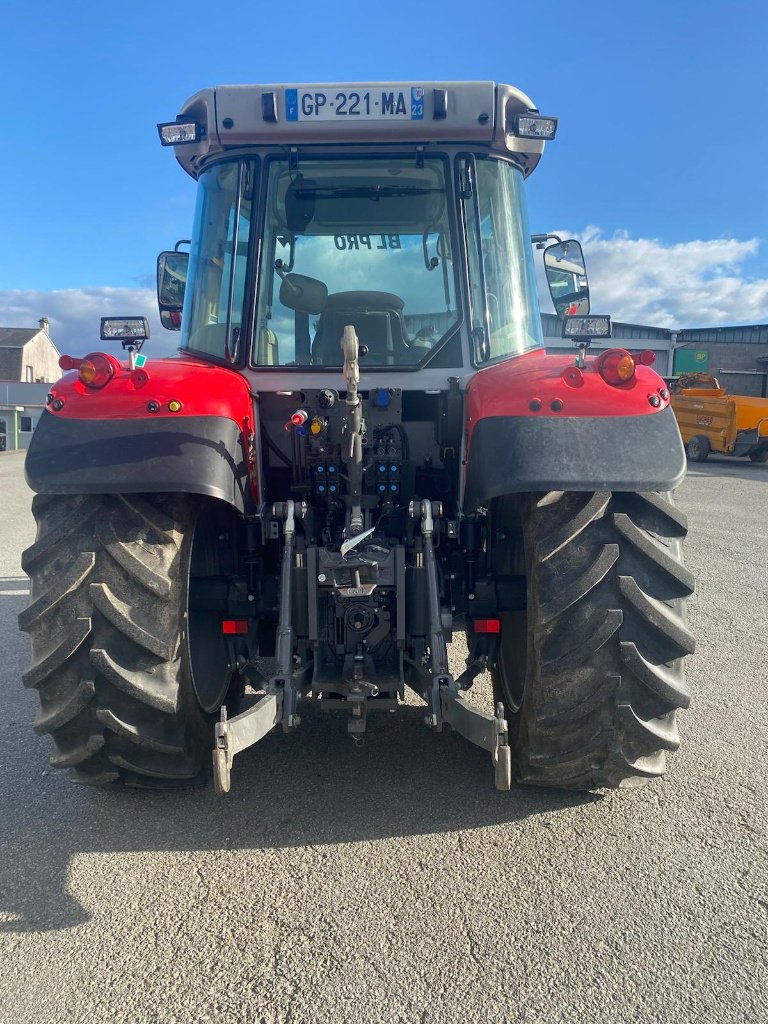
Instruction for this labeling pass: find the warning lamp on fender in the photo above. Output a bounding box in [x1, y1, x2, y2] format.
[78, 352, 120, 390]
[597, 349, 636, 386]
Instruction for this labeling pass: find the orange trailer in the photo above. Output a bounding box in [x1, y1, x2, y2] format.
[670, 374, 768, 462]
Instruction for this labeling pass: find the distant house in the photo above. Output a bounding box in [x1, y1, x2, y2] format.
[0, 318, 60, 452]
[0, 317, 61, 383]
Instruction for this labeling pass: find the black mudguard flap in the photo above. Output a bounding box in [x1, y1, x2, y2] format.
[25, 412, 250, 512]
[463, 407, 686, 510]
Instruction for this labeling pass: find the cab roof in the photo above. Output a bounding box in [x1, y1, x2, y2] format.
[163, 81, 553, 179]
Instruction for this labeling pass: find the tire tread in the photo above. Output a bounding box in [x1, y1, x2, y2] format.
[19, 493, 212, 787]
[494, 490, 693, 791]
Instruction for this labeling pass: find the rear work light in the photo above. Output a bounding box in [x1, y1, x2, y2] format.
[100, 317, 150, 344]
[78, 352, 118, 389]
[513, 114, 558, 140]
[157, 120, 204, 146]
[597, 349, 636, 386]
[562, 316, 612, 340]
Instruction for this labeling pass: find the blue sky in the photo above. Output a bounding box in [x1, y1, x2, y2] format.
[1, 0, 767, 352]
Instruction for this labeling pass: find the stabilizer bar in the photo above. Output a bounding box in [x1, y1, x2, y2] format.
[213, 694, 282, 794]
[412, 497, 511, 790]
[213, 500, 304, 795]
[440, 693, 511, 790]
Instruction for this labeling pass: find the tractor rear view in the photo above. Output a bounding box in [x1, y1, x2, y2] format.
[19, 82, 694, 793]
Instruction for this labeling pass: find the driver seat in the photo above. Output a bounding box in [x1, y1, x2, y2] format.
[312, 291, 409, 366]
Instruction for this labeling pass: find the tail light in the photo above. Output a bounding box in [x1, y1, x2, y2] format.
[597, 349, 635, 386]
[222, 620, 248, 635]
[78, 352, 119, 389]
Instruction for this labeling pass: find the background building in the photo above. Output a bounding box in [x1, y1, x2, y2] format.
[0, 318, 60, 451]
[0, 318, 60, 383]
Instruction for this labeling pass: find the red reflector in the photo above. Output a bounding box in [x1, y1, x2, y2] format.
[639, 350, 656, 365]
[562, 365, 584, 388]
[58, 354, 79, 371]
[474, 618, 501, 634]
[222, 620, 248, 635]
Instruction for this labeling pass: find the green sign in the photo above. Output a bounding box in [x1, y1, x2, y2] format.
[674, 349, 709, 373]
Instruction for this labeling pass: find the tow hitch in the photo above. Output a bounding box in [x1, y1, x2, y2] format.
[212, 343, 510, 795]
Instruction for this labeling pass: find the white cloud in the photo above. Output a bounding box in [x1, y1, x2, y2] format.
[0, 287, 177, 359]
[537, 229, 768, 329]
[3, 231, 767, 371]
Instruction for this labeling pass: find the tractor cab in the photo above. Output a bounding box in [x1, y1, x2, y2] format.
[157, 82, 557, 386]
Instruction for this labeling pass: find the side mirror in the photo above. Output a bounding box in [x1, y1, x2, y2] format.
[157, 251, 189, 331]
[544, 239, 590, 318]
[277, 272, 328, 315]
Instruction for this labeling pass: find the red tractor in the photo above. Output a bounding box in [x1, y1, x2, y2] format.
[20, 82, 694, 793]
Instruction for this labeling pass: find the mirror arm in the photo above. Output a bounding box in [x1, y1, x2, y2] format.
[422, 232, 439, 271]
[276, 235, 296, 272]
[274, 259, 302, 298]
[531, 232, 563, 250]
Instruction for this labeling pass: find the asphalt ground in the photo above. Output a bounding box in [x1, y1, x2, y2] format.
[0, 449, 766, 1024]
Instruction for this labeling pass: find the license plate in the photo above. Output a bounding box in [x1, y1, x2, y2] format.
[286, 87, 425, 122]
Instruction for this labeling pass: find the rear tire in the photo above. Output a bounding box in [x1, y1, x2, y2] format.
[491, 491, 694, 790]
[748, 449, 768, 463]
[686, 435, 710, 462]
[19, 493, 233, 787]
